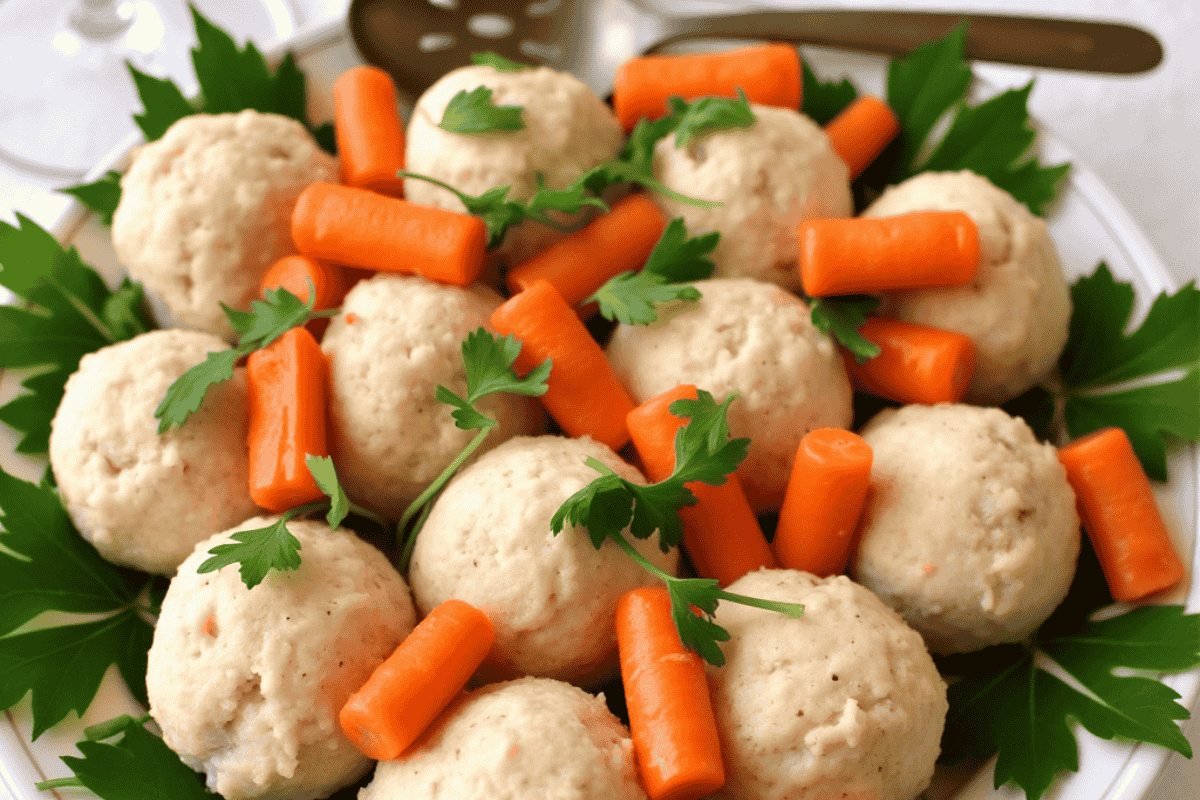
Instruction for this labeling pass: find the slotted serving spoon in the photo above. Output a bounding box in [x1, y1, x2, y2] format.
[347, 0, 1163, 101]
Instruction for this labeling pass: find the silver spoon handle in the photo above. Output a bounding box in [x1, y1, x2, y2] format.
[650, 11, 1162, 75]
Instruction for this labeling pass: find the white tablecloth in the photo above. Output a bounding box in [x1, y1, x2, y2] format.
[1, 0, 1196, 797]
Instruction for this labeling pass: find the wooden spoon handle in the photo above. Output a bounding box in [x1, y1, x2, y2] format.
[651, 11, 1162, 75]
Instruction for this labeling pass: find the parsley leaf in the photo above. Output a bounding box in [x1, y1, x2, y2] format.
[800, 61, 857, 125]
[585, 218, 715, 325]
[436, 328, 551, 431]
[155, 286, 317, 433]
[885, 22, 973, 179]
[871, 22, 1068, 215]
[670, 89, 756, 148]
[439, 86, 525, 134]
[809, 295, 882, 362]
[305, 455, 349, 529]
[1049, 264, 1200, 480]
[551, 390, 796, 665]
[0, 467, 155, 737]
[941, 606, 1200, 800]
[400, 171, 608, 249]
[471, 51, 533, 72]
[60, 171, 123, 225]
[588, 272, 700, 325]
[641, 217, 719, 283]
[54, 716, 215, 800]
[127, 6, 334, 151]
[0, 214, 152, 453]
[197, 514, 304, 589]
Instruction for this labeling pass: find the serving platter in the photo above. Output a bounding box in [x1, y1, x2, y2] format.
[1, 16, 1197, 800]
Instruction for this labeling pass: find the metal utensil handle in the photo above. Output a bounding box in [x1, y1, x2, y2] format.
[650, 11, 1162, 75]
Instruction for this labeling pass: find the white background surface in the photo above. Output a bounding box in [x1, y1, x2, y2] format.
[0, 0, 1196, 798]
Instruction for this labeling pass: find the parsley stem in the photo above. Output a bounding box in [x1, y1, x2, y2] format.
[398, 500, 435, 572]
[347, 502, 390, 532]
[84, 713, 151, 741]
[49, 275, 118, 344]
[308, 307, 341, 320]
[396, 423, 494, 553]
[286, 501, 329, 522]
[35, 777, 84, 790]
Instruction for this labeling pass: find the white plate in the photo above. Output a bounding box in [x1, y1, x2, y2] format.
[2, 18, 1197, 800]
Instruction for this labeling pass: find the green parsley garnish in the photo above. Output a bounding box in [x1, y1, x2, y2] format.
[0, 467, 156, 738]
[397, 329, 551, 567]
[670, 89, 756, 148]
[471, 51, 534, 72]
[61, 6, 336, 221]
[0, 214, 152, 453]
[585, 217, 717, 325]
[941, 601, 1200, 800]
[438, 86, 526, 134]
[399, 171, 609, 250]
[550, 390, 803, 665]
[1009, 263, 1200, 480]
[154, 284, 332, 432]
[60, 170, 123, 226]
[809, 295, 882, 362]
[36, 714, 214, 799]
[800, 61, 858, 126]
[858, 23, 1068, 215]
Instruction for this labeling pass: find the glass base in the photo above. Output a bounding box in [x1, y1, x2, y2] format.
[0, 0, 297, 179]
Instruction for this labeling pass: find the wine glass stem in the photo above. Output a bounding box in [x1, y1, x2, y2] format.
[69, 0, 134, 40]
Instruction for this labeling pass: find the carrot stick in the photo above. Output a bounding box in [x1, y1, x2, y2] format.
[772, 428, 873, 578]
[626, 384, 777, 586]
[491, 279, 637, 451]
[339, 599, 495, 761]
[822, 95, 900, 180]
[291, 182, 486, 287]
[334, 66, 407, 197]
[617, 586, 724, 800]
[246, 326, 329, 512]
[844, 317, 976, 405]
[1056, 427, 1185, 603]
[798, 211, 980, 297]
[613, 43, 802, 133]
[506, 194, 668, 309]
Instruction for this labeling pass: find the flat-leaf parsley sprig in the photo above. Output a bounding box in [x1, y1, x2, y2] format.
[0, 214, 152, 453]
[809, 295, 883, 362]
[195, 455, 385, 589]
[62, 6, 337, 221]
[397, 329, 552, 567]
[550, 390, 803, 665]
[0, 467, 157, 738]
[585, 217, 718, 325]
[1004, 263, 1200, 482]
[154, 284, 335, 432]
[36, 713, 215, 799]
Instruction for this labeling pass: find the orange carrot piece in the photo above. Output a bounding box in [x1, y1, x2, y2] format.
[334, 66, 406, 197]
[613, 44, 801, 133]
[506, 194, 668, 308]
[626, 384, 777, 586]
[1057, 427, 1185, 603]
[491, 279, 637, 451]
[773, 428, 873, 578]
[246, 326, 329, 512]
[339, 599, 495, 760]
[259, 254, 347, 310]
[291, 182, 486, 287]
[617, 586, 724, 800]
[845, 318, 976, 405]
[798, 211, 980, 297]
[822, 95, 900, 180]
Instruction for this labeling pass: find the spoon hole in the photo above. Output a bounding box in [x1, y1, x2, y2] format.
[519, 40, 561, 61]
[419, 32, 457, 52]
[467, 13, 514, 39]
[525, 0, 559, 16]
